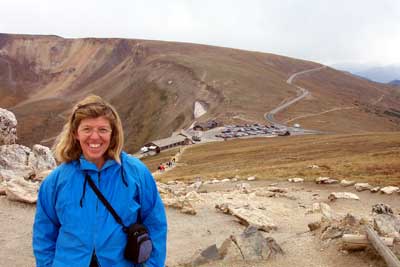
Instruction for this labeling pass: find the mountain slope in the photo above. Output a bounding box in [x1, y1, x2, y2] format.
[1, 33, 399, 151]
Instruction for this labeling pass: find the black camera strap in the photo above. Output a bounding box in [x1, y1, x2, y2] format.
[85, 173, 129, 231]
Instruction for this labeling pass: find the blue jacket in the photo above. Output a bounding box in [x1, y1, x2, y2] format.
[33, 152, 167, 267]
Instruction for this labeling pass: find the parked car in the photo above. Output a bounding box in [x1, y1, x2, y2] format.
[192, 135, 201, 142]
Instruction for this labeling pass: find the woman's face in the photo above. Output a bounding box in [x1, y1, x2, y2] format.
[75, 116, 112, 168]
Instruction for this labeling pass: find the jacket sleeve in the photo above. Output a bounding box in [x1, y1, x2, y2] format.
[32, 171, 61, 267]
[136, 164, 167, 267]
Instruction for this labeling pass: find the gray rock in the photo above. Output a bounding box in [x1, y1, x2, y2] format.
[321, 226, 344, 240]
[0, 144, 34, 181]
[316, 177, 339, 184]
[5, 178, 39, 204]
[354, 183, 372, 191]
[187, 227, 283, 266]
[340, 179, 356, 187]
[373, 214, 400, 238]
[189, 244, 221, 266]
[28, 144, 57, 174]
[380, 186, 400, 195]
[288, 178, 304, 183]
[215, 203, 277, 232]
[328, 192, 360, 201]
[0, 108, 17, 145]
[308, 221, 321, 231]
[370, 186, 380, 193]
[247, 176, 256, 181]
[320, 202, 337, 222]
[266, 186, 288, 193]
[372, 203, 393, 215]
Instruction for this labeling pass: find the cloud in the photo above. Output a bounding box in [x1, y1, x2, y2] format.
[0, 0, 399, 65]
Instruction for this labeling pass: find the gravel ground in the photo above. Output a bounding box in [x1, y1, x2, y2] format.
[0, 180, 399, 267]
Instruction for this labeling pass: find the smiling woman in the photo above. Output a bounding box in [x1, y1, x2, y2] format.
[32, 95, 167, 267]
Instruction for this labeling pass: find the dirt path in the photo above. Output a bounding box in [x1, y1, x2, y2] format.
[0, 180, 398, 267]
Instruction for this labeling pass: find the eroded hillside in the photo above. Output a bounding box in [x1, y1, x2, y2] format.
[0, 33, 399, 151]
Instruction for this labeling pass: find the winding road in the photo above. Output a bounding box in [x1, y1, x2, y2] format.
[265, 66, 327, 134]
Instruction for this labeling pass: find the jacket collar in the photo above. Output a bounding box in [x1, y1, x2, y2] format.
[78, 155, 120, 172]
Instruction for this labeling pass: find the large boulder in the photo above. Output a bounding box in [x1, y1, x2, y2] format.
[187, 226, 283, 266]
[5, 178, 39, 204]
[380, 186, 400, 195]
[0, 144, 34, 181]
[28, 144, 57, 174]
[0, 108, 17, 145]
[215, 203, 277, 232]
[373, 214, 400, 238]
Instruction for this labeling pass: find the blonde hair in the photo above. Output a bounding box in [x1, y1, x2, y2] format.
[53, 95, 124, 164]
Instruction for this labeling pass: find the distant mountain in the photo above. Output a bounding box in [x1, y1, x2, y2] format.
[331, 63, 400, 83]
[1, 34, 400, 152]
[388, 80, 400, 86]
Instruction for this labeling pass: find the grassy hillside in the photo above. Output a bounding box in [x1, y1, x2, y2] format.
[144, 133, 400, 186]
[1, 34, 400, 152]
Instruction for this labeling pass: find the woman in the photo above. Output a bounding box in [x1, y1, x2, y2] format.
[33, 95, 167, 267]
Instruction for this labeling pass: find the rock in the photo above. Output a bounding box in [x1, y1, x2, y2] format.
[189, 244, 221, 266]
[255, 190, 276, 198]
[0, 144, 34, 181]
[342, 213, 358, 226]
[340, 179, 356, 187]
[28, 144, 56, 174]
[215, 203, 277, 232]
[370, 186, 380, 193]
[266, 186, 288, 193]
[162, 194, 197, 215]
[0, 181, 6, 195]
[247, 176, 256, 181]
[34, 169, 52, 182]
[380, 186, 400, 195]
[221, 178, 230, 183]
[328, 192, 360, 201]
[308, 164, 320, 169]
[5, 178, 39, 204]
[211, 179, 220, 184]
[373, 214, 400, 238]
[156, 182, 169, 194]
[188, 227, 283, 266]
[0, 108, 17, 145]
[308, 221, 321, 231]
[354, 183, 372, 191]
[236, 183, 252, 193]
[187, 181, 203, 192]
[316, 177, 339, 184]
[232, 227, 283, 259]
[288, 178, 304, 183]
[185, 191, 202, 202]
[321, 225, 344, 240]
[372, 204, 393, 215]
[312, 202, 321, 212]
[218, 238, 243, 261]
[320, 202, 336, 222]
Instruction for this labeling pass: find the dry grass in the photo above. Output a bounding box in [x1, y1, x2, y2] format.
[144, 133, 400, 186]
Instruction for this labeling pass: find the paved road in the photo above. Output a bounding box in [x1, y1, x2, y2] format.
[265, 66, 327, 134]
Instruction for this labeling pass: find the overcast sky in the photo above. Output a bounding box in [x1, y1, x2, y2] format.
[1, 0, 399, 66]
